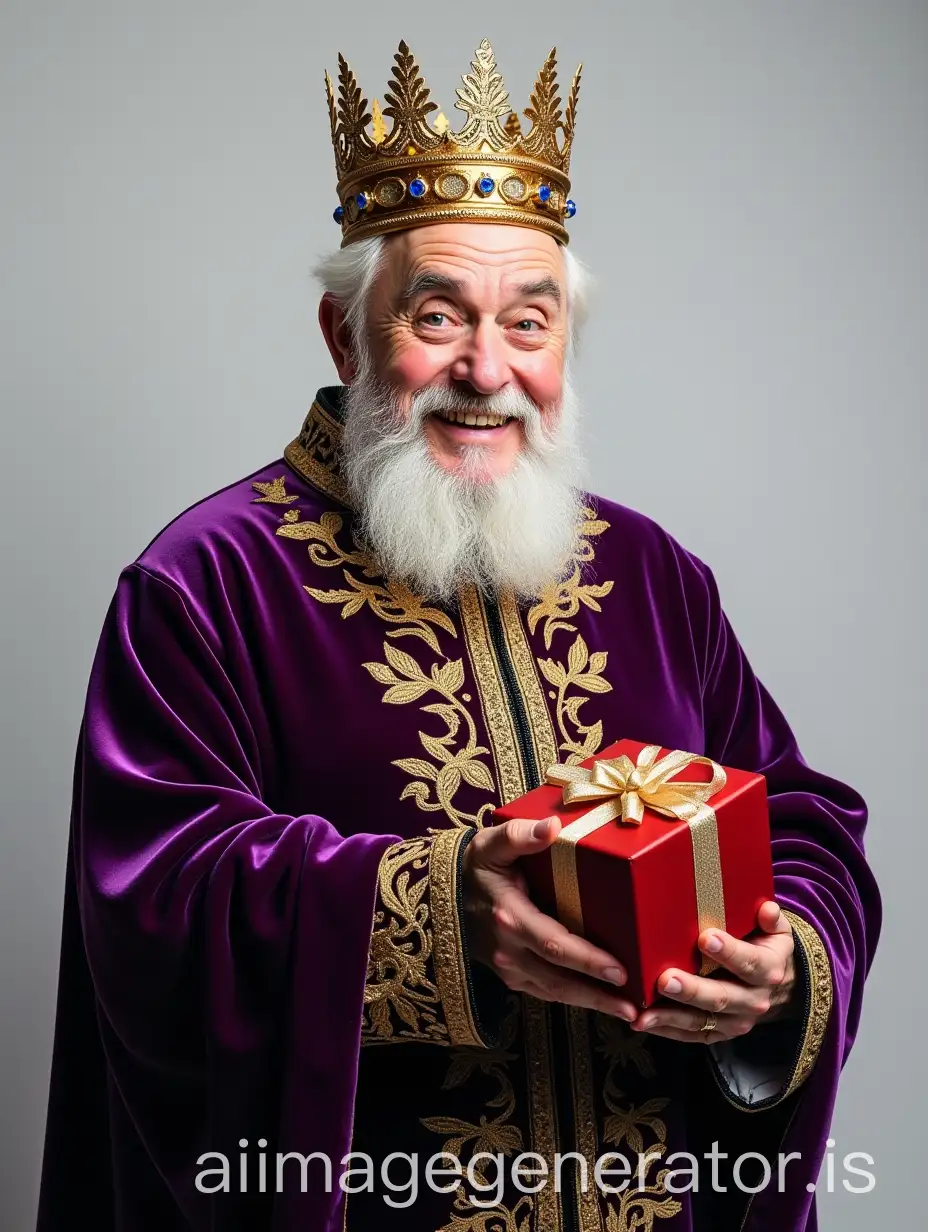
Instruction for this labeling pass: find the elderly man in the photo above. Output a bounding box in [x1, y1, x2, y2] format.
[37, 38, 878, 1232]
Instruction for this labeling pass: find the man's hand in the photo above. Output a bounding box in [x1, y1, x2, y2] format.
[631, 901, 798, 1044]
[462, 816, 638, 1019]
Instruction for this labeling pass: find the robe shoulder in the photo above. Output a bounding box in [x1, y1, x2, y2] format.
[583, 490, 723, 651]
[586, 490, 715, 578]
[129, 458, 332, 586]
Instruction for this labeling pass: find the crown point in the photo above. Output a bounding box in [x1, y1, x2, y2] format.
[434, 111, 449, 136]
[370, 98, 387, 146]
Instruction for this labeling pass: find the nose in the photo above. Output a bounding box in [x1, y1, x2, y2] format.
[449, 317, 512, 396]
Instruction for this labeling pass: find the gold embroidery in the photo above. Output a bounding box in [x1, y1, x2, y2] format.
[362, 829, 490, 1046]
[566, 1006, 605, 1231]
[431, 827, 486, 1047]
[497, 590, 559, 774]
[594, 1014, 655, 1080]
[604, 1168, 683, 1231]
[538, 632, 612, 764]
[458, 586, 528, 805]
[421, 998, 533, 1232]
[521, 996, 563, 1232]
[277, 510, 456, 652]
[364, 641, 496, 829]
[271, 492, 495, 834]
[472, 594, 564, 1229]
[527, 508, 614, 649]
[436, 1203, 533, 1232]
[782, 908, 833, 1097]
[363, 837, 446, 1043]
[251, 476, 298, 504]
[283, 397, 349, 505]
[526, 507, 614, 766]
[595, 1016, 681, 1229]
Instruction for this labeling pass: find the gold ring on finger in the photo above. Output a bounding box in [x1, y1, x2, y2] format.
[700, 1012, 717, 1033]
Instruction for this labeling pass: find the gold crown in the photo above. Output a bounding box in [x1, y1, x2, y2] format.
[326, 39, 582, 246]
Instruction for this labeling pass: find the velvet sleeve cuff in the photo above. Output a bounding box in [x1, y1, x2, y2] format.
[360, 827, 505, 1048]
[707, 907, 834, 1110]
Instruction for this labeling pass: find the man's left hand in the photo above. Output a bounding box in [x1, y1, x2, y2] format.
[631, 901, 798, 1044]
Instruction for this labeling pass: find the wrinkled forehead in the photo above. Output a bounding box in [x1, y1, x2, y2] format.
[378, 222, 566, 308]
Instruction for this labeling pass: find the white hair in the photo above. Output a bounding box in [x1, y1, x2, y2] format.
[313, 233, 592, 358]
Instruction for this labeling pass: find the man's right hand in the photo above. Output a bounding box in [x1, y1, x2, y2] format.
[461, 815, 637, 1020]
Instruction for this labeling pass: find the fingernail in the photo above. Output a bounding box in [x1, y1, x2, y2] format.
[532, 818, 550, 839]
[663, 976, 682, 995]
[638, 1014, 654, 1029]
[603, 966, 626, 985]
[705, 934, 723, 954]
[615, 1006, 635, 1021]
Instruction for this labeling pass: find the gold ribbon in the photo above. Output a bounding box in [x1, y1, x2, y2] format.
[545, 745, 728, 972]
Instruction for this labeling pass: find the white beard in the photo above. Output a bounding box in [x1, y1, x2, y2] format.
[339, 363, 586, 603]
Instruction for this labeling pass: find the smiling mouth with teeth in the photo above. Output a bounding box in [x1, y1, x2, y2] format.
[432, 408, 513, 429]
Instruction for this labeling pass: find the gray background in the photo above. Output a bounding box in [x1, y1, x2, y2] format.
[1, 1, 924, 1227]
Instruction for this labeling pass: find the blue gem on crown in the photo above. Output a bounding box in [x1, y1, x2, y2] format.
[536, 184, 551, 204]
[565, 199, 577, 219]
[408, 178, 427, 198]
[476, 176, 495, 196]
[333, 205, 345, 224]
[356, 192, 369, 211]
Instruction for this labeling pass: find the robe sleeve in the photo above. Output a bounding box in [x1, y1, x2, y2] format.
[73, 561, 493, 1229]
[682, 551, 881, 1208]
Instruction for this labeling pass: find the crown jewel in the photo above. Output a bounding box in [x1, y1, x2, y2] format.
[325, 39, 582, 246]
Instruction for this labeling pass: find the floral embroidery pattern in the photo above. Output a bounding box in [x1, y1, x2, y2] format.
[605, 1176, 682, 1231]
[422, 999, 535, 1232]
[596, 1017, 681, 1228]
[364, 642, 496, 830]
[527, 507, 614, 649]
[251, 476, 299, 504]
[277, 510, 456, 652]
[526, 506, 615, 765]
[538, 632, 612, 763]
[273, 506, 495, 831]
[362, 837, 446, 1043]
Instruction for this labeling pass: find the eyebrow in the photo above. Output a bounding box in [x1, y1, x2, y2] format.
[514, 276, 562, 306]
[398, 270, 563, 307]
[399, 271, 467, 302]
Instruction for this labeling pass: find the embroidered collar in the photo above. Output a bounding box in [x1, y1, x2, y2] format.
[283, 387, 349, 506]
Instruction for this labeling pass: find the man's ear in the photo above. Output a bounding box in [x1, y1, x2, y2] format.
[318, 294, 357, 383]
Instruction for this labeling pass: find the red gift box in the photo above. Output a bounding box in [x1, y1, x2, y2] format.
[493, 739, 775, 1008]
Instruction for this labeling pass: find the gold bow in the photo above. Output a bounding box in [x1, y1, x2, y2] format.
[544, 745, 728, 959]
[546, 744, 727, 830]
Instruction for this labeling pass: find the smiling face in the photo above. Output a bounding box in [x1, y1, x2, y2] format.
[315, 222, 585, 600]
[321, 222, 570, 482]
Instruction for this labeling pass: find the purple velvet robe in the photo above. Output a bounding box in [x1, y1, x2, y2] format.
[37, 388, 880, 1231]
